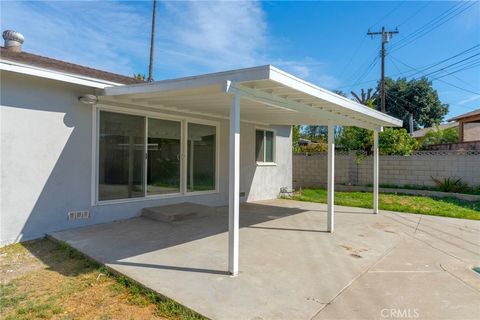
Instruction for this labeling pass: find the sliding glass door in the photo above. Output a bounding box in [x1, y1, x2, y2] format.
[147, 118, 181, 195]
[97, 110, 217, 202]
[98, 111, 145, 201]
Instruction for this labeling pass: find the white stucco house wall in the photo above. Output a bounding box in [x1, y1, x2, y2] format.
[1, 32, 401, 275]
[0, 50, 292, 246]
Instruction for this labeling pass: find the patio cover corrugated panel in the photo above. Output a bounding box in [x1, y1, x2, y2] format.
[99, 65, 402, 276]
[100, 65, 402, 129]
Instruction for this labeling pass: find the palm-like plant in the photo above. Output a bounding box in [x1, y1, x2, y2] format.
[351, 88, 378, 107]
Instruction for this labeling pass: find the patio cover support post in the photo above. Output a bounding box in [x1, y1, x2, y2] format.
[228, 93, 240, 276]
[373, 127, 382, 214]
[327, 121, 335, 233]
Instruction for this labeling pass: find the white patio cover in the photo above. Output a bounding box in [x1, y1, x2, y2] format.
[100, 65, 402, 276]
[101, 65, 402, 129]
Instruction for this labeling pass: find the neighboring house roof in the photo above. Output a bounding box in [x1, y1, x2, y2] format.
[0, 46, 142, 85]
[411, 122, 458, 138]
[448, 109, 480, 122]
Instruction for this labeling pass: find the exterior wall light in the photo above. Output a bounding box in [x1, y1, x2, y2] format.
[78, 94, 98, 105]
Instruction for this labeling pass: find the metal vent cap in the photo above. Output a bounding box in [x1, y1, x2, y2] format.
[2, 30, 25, 52]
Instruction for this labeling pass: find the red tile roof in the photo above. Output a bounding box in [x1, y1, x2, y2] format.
[0, 47, 143, 85]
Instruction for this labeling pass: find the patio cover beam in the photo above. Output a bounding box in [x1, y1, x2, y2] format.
[225, 82, 378, 129]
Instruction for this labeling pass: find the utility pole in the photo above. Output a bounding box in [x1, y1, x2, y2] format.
[147, 0, 157, 82]
[367, 27, 399, 113]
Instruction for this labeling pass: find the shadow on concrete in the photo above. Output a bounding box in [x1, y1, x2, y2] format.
[47, 202, 308, 275]
[111, 261, 230, 276]
[247, 226, 329, 233]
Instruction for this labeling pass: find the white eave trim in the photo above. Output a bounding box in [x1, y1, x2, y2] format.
[104, 65, 272, 96]
[0, 59, 125, 89]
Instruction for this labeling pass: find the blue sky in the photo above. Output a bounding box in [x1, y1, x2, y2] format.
[1, 1, 479, 120]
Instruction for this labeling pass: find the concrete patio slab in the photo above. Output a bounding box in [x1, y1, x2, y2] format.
[314, 271, 480, 320]
[49, 200, 480, 320]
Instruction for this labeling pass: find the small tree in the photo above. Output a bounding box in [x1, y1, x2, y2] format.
[133, 73, 146, 81]
[380, 77, 449, 130]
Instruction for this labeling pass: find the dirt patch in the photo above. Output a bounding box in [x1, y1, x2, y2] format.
[0, 243, 46, 283]
[0, 238, 198, 320]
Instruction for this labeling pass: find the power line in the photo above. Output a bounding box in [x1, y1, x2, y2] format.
[341, 57, 380, 95]
[421, 53, 480, 78]
[402, 44, 480, 78]
[343, 2, 405, 87]
[391, 2, 468, 49]
[397, 1, 431, 27]
[350, 56, 380, 88]
[391, 55, 480, 91]
[385, 91, 421, 111]
[434, 60, 480, 80]
[369, 1, 404, 30]
[391, 2, 475, 53]
[367, 27, 399, 112]
[338, 45, 480, 90]
[338, 34, 368, 80]
[393, 2, 464, 46]
[343, 43, 381, 85]
[390, 56, 480, 95]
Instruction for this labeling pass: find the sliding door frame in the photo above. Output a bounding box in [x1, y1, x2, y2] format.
[92, 105, 220, 206]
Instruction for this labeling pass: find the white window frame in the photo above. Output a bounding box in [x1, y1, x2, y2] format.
[255, 127, 276, 166]
[92, 104, 220, 206]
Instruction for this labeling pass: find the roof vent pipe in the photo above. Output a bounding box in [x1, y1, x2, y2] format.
[2, 30, 25, 52]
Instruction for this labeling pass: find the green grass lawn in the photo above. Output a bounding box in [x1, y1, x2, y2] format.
[292, 188, 480, 220]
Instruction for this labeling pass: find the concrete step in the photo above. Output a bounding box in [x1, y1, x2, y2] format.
[141, 202, 213, 223]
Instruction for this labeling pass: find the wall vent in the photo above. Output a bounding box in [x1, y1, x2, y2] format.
[68, 211, 90, 220]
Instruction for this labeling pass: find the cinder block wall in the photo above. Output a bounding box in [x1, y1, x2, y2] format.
[293, 151, 480, 188]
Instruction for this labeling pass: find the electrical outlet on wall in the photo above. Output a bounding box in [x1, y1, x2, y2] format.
[67, 211, 90, 220]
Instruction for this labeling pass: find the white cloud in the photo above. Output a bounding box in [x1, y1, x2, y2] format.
[1, 1, 150, 76]
[1, 0, 339, 87]
[153, 1, 268, 75]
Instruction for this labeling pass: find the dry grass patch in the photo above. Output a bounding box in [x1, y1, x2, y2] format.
[0, 238, 204, 320]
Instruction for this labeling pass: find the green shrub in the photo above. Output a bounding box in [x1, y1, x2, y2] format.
[337, 127, 372, 152]
[431, 177, 469, 193]
[379, 128, 418, 155]
[419, 125, 458, 149]
[337, 127, 418, 156]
